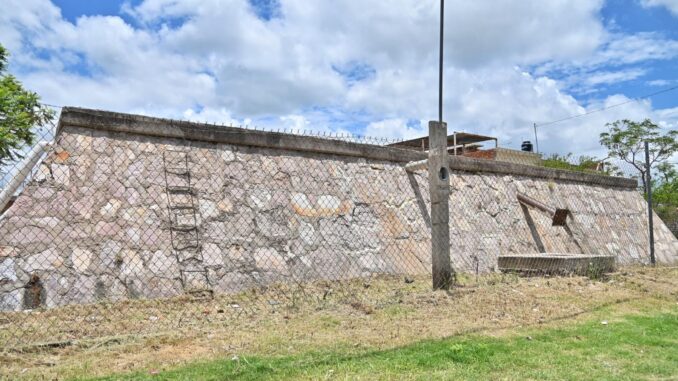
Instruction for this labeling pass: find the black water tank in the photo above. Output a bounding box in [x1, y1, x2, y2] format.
[521, 141, 533, 152]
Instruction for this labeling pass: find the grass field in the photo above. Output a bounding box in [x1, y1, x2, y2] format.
[87, 311, 678, 381]
[2, 267, 677, 380]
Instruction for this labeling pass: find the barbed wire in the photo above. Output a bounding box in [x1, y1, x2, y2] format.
[39, 103, 404, 146]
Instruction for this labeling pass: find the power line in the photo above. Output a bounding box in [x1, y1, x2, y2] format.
[535, 83, 678, 128]
[438, 0, 444, 123]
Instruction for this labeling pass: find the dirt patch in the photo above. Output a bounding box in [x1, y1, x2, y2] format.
[1, 266, 676, 380]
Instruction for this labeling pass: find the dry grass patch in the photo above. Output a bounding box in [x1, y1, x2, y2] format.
[1, 266, 676, 380]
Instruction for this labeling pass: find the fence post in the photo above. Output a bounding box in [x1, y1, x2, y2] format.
[644, 141, 656, 265]
[428, 120, 453, 289]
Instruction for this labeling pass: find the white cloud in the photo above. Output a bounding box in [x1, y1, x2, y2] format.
[364, 119, 426, 140]
[641, 0, 678, 16]
[584, 68, 647, 86]
[0, 0, 676, 160]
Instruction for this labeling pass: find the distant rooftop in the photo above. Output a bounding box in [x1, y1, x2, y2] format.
[387, 132, 497, 152]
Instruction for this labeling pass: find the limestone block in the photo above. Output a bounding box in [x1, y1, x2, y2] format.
[230, 208, 256, 238]
[71, 248, 93, 273]
[225, 162, 246, 180]
[256, 211, 291, 239]
[200, 199, 219, 219]
[317, 195, 341, 210]
[126, 228, 142, 245]
[100, 199, 122, 218]
[261, 156, 279, 176]
[182, 271, 210, 291]
[92, 136, 110, 153]
[318, 219, 352, 247]
[124, 188, 142, 206]
[146, 250, 179, 276]
[73, 198, 95, 219]
[105, 179, 126, 198]
[63, 275, 96, 305]
[0, 289, 22, 311]
[0, 258, 17, 282]
[94, 274, 127, 301]
[218, 199, 234, 213]
[137, 142, 157, 154]
[0, 246, 17, 258]
[50, 164, 70, 186]
[126, 160, 144, 178]
[286, 255, 315, 281]
[213, 271, 254, 293]
[298, 221, 317, 246]
[22, 248, 62, 273]
[132, 276, 182, 299]
[120, 250, 144, 277]
[31, 187, 56, 200]
[249, 189, 272, 210]
[94, 221, 121, 237]
[291, 193, 312, 211]
[359, 253, 388, 272]
[33, 164, 51, 183]
[253, 248, 288, 274]
[291, 193, 351, 217]
[95, 241, 121, 274]
[121, 207, 152, 223]
[221, 148, 236, 162]
[202, 243, 224, 267]
[35, 217, 61, 229]
[42, 273, 75, 308]
[62, 224, 91, 240]
[223, 245, 252, 268]
[304, 248, 361, 280]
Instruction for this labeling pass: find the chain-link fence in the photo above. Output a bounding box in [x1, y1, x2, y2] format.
[537, 152, 677, 240]
[0, 109, 675, 348]
[0, 113, 433, 347]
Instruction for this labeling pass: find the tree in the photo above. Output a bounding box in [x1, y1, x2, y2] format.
[0, 44, 55, 167]
[599, 119, 678, 194]
[655, 161, 677, 184]
[652, 163, 678, 238]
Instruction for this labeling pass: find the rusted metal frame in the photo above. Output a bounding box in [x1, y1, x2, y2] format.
[516, 193, 570, 226]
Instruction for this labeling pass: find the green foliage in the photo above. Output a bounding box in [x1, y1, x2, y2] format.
[652, 164, 678, 236]
[600, 119, 678, 193]
[542, 153, 619, 176]
[0, 43, 55, 167]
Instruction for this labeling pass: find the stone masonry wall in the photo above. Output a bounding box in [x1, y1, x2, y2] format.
[0, 117, 676, 311]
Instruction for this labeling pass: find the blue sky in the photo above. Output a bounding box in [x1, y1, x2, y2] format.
[2, 0, 677, 157]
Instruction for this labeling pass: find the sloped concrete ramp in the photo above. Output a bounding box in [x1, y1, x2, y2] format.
[498, 254, 616, 276]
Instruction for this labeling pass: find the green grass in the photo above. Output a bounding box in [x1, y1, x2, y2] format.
[82, 311, 678, 381]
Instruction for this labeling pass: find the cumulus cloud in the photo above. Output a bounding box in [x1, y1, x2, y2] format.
[641, 0, 678, 15]
[1, 0, 676, 159]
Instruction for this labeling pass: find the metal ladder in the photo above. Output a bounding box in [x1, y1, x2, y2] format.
[162, 150, 211, 293]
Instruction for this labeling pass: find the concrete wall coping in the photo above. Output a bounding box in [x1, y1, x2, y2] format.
[57, 107, 638, 189]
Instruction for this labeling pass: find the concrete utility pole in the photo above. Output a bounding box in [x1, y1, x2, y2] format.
[428, 0, 453, 290]
[644, 141, 656, 265]
[428, 121, 453, 289]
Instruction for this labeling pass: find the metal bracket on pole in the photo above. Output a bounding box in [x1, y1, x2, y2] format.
[405, 159, 428, 173]
[516, 193, 570, 227]
[428, 121, 453, 290]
